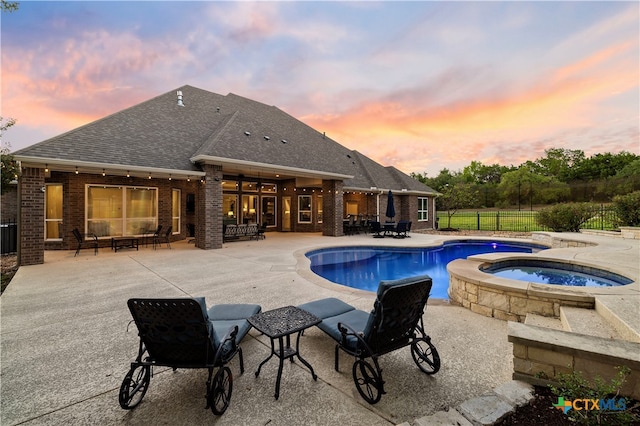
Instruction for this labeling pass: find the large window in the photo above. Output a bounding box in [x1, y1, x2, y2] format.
[298, 195, 312, 223]
[172, 189, 180, 234]
[86, 185, 157, 237]
[418, 197, 429, 221]
[45, 184, 63, 240]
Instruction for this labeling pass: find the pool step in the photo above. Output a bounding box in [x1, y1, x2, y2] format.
[560, 306, 623, 340]
[524, 313, 563, 330]
[595, 295, 640, 343]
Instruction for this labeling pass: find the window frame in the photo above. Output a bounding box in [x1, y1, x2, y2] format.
[44, 183, 63, 241]
[172, 188, 181, 235]
[298, 195, 312, 223]
[418, 197, 429, 222]
[85, 184, 158, 238]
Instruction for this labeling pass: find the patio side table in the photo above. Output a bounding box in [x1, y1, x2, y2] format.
[247, 306, 321, 400]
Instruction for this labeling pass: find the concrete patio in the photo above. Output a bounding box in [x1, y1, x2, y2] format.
[1, 231, 638, 425]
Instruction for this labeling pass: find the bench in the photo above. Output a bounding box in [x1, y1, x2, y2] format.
[223, 224, 259, 242]
[111, 237, 139, 252]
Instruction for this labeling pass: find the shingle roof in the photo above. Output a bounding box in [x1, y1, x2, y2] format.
[15, 85, 436, 194]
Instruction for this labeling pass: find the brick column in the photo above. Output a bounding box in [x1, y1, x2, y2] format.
[19, 167, 45, 265]
[322, 180, 344, 236]
[195, 165, 223, 249]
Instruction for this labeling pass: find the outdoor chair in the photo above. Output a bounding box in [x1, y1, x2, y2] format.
[370, 221, 384, 238]
[119, 297, 261, 415]
[72, 228, 98, 257]
[256, 223, 267, 240]
[394, 220, 409, 238]
[297, 275, 440, 404]
[153, 226, 172, 249]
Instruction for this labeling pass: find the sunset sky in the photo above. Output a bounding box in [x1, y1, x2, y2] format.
[1, 1, 638, 177]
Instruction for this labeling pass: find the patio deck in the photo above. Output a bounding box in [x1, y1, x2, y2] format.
[1, 231, 638, 425]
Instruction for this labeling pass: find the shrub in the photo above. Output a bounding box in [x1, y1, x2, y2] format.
[536, 202, 599, 232]
[549, 366, 637, 425]
[612, 191, 640, 227]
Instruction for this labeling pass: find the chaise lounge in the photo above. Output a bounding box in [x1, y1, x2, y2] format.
[119, 297, 261, 415]
[298, 274, 440, 404]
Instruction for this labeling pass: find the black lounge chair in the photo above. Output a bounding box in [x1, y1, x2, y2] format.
[72, 228, 98, 256]
[119, 298, 261, 415]
[298, 275, 440, 404]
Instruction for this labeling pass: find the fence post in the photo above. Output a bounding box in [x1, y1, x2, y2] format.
[477, 212, 480, 230]
[496, 212, 500, 231]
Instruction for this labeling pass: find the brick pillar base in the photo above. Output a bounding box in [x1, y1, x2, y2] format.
[322, 180, 344, 237]
[19, 167, 45, 265]
[195, 165, 223, 249]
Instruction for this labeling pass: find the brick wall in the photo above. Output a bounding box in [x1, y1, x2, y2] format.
[1, 184, 18, 222]
[322, 180, 343, 236]
[196, 165, 222, 249]
[19, 167, 45, 265]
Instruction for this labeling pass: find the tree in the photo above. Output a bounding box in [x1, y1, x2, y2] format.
[1, 117, 19, 192]
[498, 167, 569, 209]
[1, 1, 19, 12]
[437, 182, 479, 229]
[535, 148, 585, 181]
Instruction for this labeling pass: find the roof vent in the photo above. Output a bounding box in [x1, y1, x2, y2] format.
[177, 91, 185, 107]
[216, 107, 220, 113]
[244, 131, 251, 136]
[281, 139, 287, 144]
[263, 136, 270, 141]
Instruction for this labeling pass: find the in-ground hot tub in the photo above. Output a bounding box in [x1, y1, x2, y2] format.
[447, 253, 636, 322]
[481, 259, 633, 288]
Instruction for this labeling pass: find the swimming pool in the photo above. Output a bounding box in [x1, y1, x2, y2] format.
[306, 240, 546, 299]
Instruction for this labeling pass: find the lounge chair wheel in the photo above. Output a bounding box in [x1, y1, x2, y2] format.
[119, 364, 151, 409]
[411, 338, 441, 374]
[352, 359, 383, 404]
[209, 366, 233, 415]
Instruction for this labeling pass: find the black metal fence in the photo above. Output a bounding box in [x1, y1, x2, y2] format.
[436, 206, 619, 232]
[1, 218, 18, 254]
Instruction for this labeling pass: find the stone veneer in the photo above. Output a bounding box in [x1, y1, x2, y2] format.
[448, 256, 596, 322]
[508, 322, 640, 400]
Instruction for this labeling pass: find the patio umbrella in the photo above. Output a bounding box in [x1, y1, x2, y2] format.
[385, 190, 396, 221]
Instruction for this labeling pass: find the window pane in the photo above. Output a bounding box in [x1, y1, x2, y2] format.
[222, 180, 238, 191]
[172, 189, 180, 234]
[125, 188, 157, 235]
[242, 195, 258, 223]
[261, 183, 277, 193]
[46, 185, 63, 219]
[261, 196, 276, 226]
[87, 187, 122, 237]
[242, 181, 258, 192]
[45, 184, 63, 239]
[223, 195, 237, 225]
[298, 195, 312, 223]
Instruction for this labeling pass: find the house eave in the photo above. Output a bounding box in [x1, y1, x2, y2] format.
[191, 155, 354, 181]
[344, 186, 438, 196]
[14, 156, 205, 180]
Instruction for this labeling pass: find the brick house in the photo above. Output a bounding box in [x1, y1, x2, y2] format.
[13, 85, 437, 265]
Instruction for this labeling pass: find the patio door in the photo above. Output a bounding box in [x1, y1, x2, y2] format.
[282, 197, 291, 231]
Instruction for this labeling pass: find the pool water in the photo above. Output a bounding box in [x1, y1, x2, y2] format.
[307, 241, 544, 299]
[489, 266, 626, 287]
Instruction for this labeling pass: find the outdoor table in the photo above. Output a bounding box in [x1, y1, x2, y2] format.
[382, 222, 396, 236]
[247, 306, 321, 400]
[111, 237, 139, 252]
